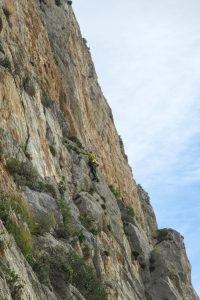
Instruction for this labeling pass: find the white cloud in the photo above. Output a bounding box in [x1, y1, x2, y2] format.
[90, 0, 200, 187]
[74, 0, 200, 294]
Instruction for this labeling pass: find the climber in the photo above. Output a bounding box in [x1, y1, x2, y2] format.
[86, 150, 99, 182]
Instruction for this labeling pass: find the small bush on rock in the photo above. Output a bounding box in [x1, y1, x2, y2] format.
[0, 193, 34, 256]
[37, 182, 57, 198]
[66, 143, 81, 155]
[0, 193, 35, 232]
[0, 262, 24, 298]
[7, 220, 33, 257]
[73, 229, 85, 244]
[64, 136, 84, 155]
[6, 158, 39, 190]
[28, 254, 51, 287]
[36, 212, 56, 235]
[6, 159, 55, 195]
[67, 251, 107, 299]
[80, 214, 98, 236]
[58, 179, 66, 196]
[126, 206, 135, 218]
[60, 202, 72, 229]
[67, 136, 83, 149]
[29, 247, 107, 299]
[56, 200, 74, 238]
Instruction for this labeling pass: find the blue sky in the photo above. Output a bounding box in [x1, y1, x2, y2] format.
[73, 0, 200, 294]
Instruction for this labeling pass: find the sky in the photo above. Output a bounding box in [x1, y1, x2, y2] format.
[73, 0, 200, 295]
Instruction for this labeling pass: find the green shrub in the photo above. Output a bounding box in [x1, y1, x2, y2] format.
[109, 185, 121, 198]
[44, 183, 57, 198]
[0, 193, 35, 232]
[126, 206, 135, 218]
[60, 202, 71, 229]
[66, 143, 81, 155]
[89, 227, 98, 236]
[28, 249, 70, 288]
[73, 229, 85, 244]
[29, 247, 107, 299]
[6, 158, 39, 190]
[0, 262, 24, 298]
[0, 57, 11, 72]
[37, 182, 57, 198]
[6, 159, 56, 196]
[7, 220, 33, 257]
[36, 212, 56, 235]
[67, 251, 107, 299]
[80, 213, 92, 228]
[50, 248, 107, 299]
[67, 136, 83, 149]
[56, 199, 73, 238]
[55, 180, 74, 238]
[58, 180, 66, 196]
[28, 254, 51, 287]
[64, 136, 84, 155]
[79, 214, 98, 236]
[0, 193, 34, 256]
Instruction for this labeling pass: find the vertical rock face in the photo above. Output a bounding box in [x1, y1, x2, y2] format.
[0, 1, 198, 299]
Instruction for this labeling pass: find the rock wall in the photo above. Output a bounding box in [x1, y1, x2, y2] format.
[0, 0, 199, 299]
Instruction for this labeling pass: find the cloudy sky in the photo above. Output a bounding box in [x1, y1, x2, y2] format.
[74, 0, 200, 294]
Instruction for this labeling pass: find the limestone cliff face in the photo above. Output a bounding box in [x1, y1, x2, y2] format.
[0, 1, 199, 299]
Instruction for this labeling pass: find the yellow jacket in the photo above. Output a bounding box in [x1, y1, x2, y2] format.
[87, 152, 97, 163]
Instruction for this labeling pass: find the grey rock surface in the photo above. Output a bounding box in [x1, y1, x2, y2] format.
[137, 184, 158, 237]
[0, 0, 198, 299]
[146, 229, 199, 300]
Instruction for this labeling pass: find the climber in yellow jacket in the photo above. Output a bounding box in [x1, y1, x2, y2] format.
[87, 151, 97, 163]
[86, 150, 99, 182]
